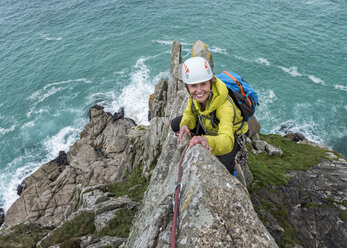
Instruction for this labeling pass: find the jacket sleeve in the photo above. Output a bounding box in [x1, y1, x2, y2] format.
[204, 102, 235, 156]
[180, 96, 198, 130]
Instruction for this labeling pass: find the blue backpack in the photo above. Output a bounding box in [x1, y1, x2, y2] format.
[216, 71, 259, 121]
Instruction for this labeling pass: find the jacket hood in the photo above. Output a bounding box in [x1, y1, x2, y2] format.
[192, 77, 228, 115]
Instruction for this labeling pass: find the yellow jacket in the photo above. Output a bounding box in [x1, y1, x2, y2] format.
[180, 77, 248, 156]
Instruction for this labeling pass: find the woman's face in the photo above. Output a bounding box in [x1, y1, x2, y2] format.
[187, 80, 211, 105]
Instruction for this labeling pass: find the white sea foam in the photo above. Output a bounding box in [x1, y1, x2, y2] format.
[256, 89, 278, 123]
[1, 150, 41, 206]
[278, 66, 303, 77]
[114, 68, 128, 76]
[209, 46, 227, 55]
[254, 89, 281, 134]
[278, 65, 327, 86]
[255, 58, 271, 66]
[97, 57, 158, 125]
[152, 40, 173, 45]
[39, 33, 63, 41]
[117, 57, 154, 124]
[152, 40, 192, 46]
[27, 78, 92, 118]
[21, 121, 35, 129]
[272, 119, 325, 145]
[43, 126, 81, 159]
[308, 75, 325, 85]
[0, 125, 16, 135]
[335, 84, 347, 92]
[28, 78, 92, 101]
[0, 123, 83, 211]
[234, 55, 250, 62]
[0, 160, 42, 211]
[90, 65, 168, 125]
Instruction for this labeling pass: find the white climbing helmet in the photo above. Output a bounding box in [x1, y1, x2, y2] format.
[181, 56, 213, 84]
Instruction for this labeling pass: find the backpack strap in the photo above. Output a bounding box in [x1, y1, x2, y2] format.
[222, 71, 253, 107]
[191, 94, 244, 132]
[226, 95, 244, 132]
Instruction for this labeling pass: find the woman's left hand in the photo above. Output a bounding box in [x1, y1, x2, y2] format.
[189, 136, 212, 152]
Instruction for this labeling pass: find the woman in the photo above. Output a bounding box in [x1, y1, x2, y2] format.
[171, 56, 248, 174]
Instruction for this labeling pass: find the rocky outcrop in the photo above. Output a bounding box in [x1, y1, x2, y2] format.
[251, 133, 283, 156]
[252, 158, 347, 248]
[36, 184, 137, 248]
[3, 106, 136, 228]
[247, 116, 261, 138]
[148, 79, 168, 120]
[126, 134, 277, 247]
[192, 40, 214, 70]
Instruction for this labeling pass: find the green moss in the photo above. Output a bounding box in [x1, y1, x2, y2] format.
[257, 201, 299, 247]
[40, 211, 95, 248]
[247, 134, 334, 248]
[108, 165, 149, 203]
[96, 208, 136, 238]
[253, 205, 269, 225]
[150, 160, 157, 171]
[0, 223, 52, 248]
[248, 134, 329, 192]
[73, 187, 84, 211]
[340, 210, 347, 221]
[325, 198, 347, 207]
[137, 126, 146, 131]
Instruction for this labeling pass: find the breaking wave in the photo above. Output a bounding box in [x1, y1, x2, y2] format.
[278, 66, 303, 77]
[335, 84, 347, 92]
[255, 58, 271, 66]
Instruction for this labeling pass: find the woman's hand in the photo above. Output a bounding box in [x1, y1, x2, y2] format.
[177, 125, 191, 145]
[189, 136, 212, 152]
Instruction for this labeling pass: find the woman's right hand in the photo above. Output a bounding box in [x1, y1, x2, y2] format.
[177, 125, 191, 145]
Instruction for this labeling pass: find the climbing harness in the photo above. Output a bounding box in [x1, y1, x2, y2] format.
[170, 139, 189, 248]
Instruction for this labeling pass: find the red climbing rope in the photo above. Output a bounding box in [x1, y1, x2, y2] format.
[170, 142, 189, 248]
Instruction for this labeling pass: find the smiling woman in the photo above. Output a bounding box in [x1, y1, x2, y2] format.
[171, 56, 248, 174]
[187, 81, 211, 108]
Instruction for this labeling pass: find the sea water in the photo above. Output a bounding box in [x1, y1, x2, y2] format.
[0, 0, 346, 211]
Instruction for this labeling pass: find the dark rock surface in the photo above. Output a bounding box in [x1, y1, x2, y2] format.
[53, 151, 69, 167]
[113, 107, 125, 121]
[284, 132, 306, 142]
[252, 159, 347, 248]
[0, 208, 4, 227]
[16, 178, 27, 196]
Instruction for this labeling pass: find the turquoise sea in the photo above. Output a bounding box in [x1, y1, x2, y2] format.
[0, 0, 346, 211]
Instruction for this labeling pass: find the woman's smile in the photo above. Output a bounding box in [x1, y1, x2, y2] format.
[187, 80, 211, 105]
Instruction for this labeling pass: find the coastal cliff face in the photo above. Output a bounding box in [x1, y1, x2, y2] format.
[0, 41, 346, 248]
